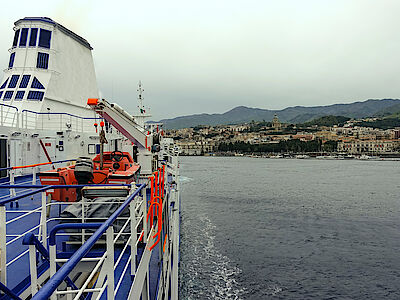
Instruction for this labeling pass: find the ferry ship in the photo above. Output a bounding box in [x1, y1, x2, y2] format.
[0, 17, 180, 299]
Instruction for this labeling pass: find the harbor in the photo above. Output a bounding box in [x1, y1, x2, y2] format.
[179, 156, 400, 299]
[1, 1, 400, 299]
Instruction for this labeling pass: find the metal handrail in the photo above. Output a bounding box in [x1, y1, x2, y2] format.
[20, 109, 111, 133]
[0, 184, 131, 189]
[48, 223, 102, 246]
[0, 186, 51, 205]
[21, 109, 100, 120]
[0, 281, 21, 300]
[22, 233, 83, 299]
[0, 184, 131, 206]
[0, 159, 76, 172]
[0, 103, 19, 112]
[0, 103, 19, 127]
[31, 183, 146, 300]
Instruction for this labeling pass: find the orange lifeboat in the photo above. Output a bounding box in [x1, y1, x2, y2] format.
[38, 151, 140, 202]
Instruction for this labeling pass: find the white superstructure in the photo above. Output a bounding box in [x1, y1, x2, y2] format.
[1, 17, 99, 118]
[0, 17, 124, 175]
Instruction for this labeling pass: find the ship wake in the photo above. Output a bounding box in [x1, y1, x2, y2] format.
[180, 215, 246, 300]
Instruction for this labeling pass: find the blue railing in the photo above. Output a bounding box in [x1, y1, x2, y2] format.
[48, 223, 102, 246]
[22, 233, 82, 296]
[31, 183, 146, 299]
[0, 281, 21, 300]
[0, 184, 131, 206]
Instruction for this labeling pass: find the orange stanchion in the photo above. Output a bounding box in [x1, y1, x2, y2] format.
[139, 231, 144, 242]
[163, 234, 168, 253]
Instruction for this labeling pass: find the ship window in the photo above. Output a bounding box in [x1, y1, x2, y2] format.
[38, 29, 51, 48]
[19, 28, 29, 47]
[8, 75, 20, 88]
[12, 29, 20, 47]
[27, 91, 44, 101]
[8, 53, 15, 69]
[19, 75, 30, 88]
[31, 77, 45, 89]
[0, 78, 8, 89]
[0, 91, 3, 99]
[4, 91, 13, 100]
[29, 28, 38, 46]
[88, 144, 96, 154]
[36, 52, 49, 69]
[15, 91, 25, 100]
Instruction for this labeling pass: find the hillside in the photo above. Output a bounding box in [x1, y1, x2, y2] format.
[159, 99, 400, 129]
[302, 115, 351, 127]
[358, 116, 400, 130]
[374, 103, 400, 117]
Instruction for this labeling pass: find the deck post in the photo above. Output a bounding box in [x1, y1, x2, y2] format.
[141, 275, 149, 300]
[16, 110, 19, 129]
[170, 189, 179, 300]
[130, 199, 137, 275]
[29, 244, 38, 296]
[49, 245, 57, 300]
[106, 226, 115, 299]
[32, 166, 37, 185]
[81, 196, 85, 245]
[0, 205, 7, 284]
[10, 170, 15, 197]
[40, 192, 47, 246]
[66, 287, 72, 300]
[142, 187, 148, 239]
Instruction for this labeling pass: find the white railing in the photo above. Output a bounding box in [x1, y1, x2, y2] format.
[0, 103, 19, 128]
[0, 103, 110, 134]
[46, 189, 147, 300]
[0, 190, 49, 287]
[21, 109, 102, 133]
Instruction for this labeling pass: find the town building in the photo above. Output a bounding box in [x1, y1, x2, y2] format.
[272, 114, 282, 131]
[338, 139, 400, 154]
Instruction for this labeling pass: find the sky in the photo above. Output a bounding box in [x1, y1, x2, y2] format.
[0, 0, 399, 120]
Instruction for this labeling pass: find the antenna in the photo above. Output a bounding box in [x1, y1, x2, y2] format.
[134, 80, 151, 129]
[137, 81, 145, 115]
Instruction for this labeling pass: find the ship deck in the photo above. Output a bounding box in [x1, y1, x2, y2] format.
[0, 174, 168, 300]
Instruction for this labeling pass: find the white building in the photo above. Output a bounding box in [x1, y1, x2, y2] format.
[338, 140, 400, 154]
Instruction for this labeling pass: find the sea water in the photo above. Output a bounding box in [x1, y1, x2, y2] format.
[179, 156, 400, 299]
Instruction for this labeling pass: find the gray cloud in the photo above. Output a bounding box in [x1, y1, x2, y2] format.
[1, 0, 399, 120]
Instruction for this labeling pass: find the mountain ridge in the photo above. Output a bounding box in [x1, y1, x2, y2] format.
[158, 99, 400, 129]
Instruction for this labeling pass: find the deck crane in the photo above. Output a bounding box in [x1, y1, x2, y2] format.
[87, 98, 156, 175]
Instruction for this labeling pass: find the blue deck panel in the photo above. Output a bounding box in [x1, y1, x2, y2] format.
[1, 175, 69, 295]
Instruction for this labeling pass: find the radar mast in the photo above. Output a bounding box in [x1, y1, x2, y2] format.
[134, 81, 151, 128]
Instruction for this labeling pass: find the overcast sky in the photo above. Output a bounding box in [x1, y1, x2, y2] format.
[0, 0, 399, 120]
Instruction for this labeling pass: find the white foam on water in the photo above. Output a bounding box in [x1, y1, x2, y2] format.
[179, 176, 193, 183]
[182, 215, 246, 299]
